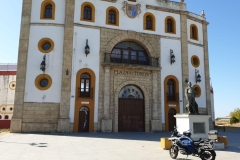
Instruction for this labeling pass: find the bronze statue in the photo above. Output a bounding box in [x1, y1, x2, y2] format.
[185, 82, 199, 114]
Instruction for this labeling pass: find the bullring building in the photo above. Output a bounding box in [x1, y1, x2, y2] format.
[11, 0, 214, 133]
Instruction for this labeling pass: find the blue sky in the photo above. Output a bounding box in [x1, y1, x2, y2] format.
[0, 0, 239, 118]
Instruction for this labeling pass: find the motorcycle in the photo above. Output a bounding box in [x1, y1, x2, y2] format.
[168, 127, 216, 160]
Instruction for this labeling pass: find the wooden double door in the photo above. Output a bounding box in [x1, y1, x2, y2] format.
[118, 98, 145, 132]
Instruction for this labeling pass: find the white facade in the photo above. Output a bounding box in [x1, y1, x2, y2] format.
[11, 0, 213, 133]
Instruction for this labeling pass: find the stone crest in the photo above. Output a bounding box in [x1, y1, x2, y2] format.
[122, 1, 141, 18]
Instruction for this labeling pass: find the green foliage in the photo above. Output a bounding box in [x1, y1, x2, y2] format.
[230, 108, 240, 119]
[230, 116, 239, 125]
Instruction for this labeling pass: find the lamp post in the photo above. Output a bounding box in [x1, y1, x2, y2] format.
[195, 69, 201, 83]
[85, 39, 90, 57]
[40, 55, 46, 72]
[170, 49, 175, 64]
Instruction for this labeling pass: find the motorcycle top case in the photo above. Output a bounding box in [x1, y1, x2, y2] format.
[179, 137, 193, 147]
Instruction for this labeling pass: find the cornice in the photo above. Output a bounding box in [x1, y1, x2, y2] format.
[101, 0, 117, 3]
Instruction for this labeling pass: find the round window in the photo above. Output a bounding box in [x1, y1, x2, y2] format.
[42, 42, 51, 51]
[193, 85, 201, 98]
[9, 81, 16, 90]
[191, 55, 200, 68]
[38, 38, 54, 53]
[40, 79, 49, 87]
[35, 74, 52, 90]
[2, 107, 5, 111]
[10, 107, 13, 111]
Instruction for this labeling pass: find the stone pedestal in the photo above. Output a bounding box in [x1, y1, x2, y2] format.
[151, 120, 162, 132]
[174, 114, 211, 139]
[10, 119, 22, 133]
[57, 118, 70, 132]
[101, 119, 112, 132]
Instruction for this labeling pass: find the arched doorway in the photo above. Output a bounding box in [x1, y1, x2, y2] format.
[74, 68, 95, 133]
[78, 107, 90, 132]
[168, 108, 176, 132]
[164, 76, 180, 132]
[118, 85, 145, 132]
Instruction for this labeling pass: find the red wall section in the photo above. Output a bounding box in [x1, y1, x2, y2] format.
[0, 120, 11, 129]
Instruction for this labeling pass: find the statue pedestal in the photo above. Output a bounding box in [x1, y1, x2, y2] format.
[174, 114, 211, 139]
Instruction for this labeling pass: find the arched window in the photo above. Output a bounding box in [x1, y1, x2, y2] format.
[80, 73, 91, 98]
[165, 17, 176, 34]
[190, 24, 198, 40]
[84, 6, 92, 20]
[5, 115, 9, 120]
[119, 85, 144, 99]
[143, 13, 155, 31]
[167, 20, 173, 32]
[110, 41, 149, 65]
[44, 4, 52, 18]
[146, 16, 152, 29]
[167, 79, 176, 101]
[40, 0, 55, 20]
[81, 2, 95, 22]
[0, 115, 2, 119]
[108, 10, 116, 24]
[106, 7, 119, 26]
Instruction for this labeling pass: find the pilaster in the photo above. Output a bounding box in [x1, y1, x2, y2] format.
[10, 0, 32, 133]
[58, 0, 75, 132]
[180, 13, 189, 113]
[202, 23, 213, 129]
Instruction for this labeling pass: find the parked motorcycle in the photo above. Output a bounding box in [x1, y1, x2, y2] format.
[168, 127, 216, 160]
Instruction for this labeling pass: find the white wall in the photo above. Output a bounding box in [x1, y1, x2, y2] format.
[187, 19, 203, 45]
[74, 0, 180, 37]
[0, 75, 15, 120]
[31, 0, 66, 24]
[161, 38, 183, 123]
[69, 27, 100, 123]
[188, 44, 206, 108]
[24, 26, 64, 103]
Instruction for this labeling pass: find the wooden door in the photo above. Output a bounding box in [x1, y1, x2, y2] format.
[168, 108, 176, 132]
[78, 108, 89, 132]
[118, 98, 144, 132]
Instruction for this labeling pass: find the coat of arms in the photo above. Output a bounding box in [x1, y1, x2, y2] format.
[122, 1, 141, 18]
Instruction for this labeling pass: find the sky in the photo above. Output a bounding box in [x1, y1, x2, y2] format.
[0, 0, 239, 118]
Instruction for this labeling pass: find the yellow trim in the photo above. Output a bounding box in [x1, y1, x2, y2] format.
[0, 104, 14, 114]
[35, 74, 52, 91]
[165, 16, 176, 34]
[80, 2, 95, 22]
[38, 38, 54, 53]
[193, 84, 201, 98]
[143, 12, 156, 31]
[190, 24, 199, 41]
[40, 0, 55, 20]
[106, 6, 119, 26]
[191, 55, 200, 68]
[164, 75, 180, 132]
[9, 81, 16, 90]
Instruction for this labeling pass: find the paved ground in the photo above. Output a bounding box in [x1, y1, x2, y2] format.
[0, 131, 239, 160]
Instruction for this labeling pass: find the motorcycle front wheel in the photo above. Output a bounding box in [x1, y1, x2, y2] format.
[169, 145, 178, 159]
[201, 150, 216, 160]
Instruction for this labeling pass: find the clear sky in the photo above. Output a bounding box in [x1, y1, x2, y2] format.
[0, 0, 239, 118]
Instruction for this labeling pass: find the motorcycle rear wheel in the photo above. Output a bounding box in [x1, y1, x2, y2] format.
[169, 145, 178, 159]
[201, 150, 216, 160]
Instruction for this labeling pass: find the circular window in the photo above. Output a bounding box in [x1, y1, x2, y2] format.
[38, 38, 54, 53]
[35, 74, 52, 90]
[2, 107, 5, 111]
[191, 55, 200, 68]
[9, 81, 16, 90]
[10, 107, 13, 111]
[193, 85, 201, 98]
[42, 42, 51, 51]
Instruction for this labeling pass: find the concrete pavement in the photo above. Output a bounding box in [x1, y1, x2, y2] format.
[0, 132, 239, 160]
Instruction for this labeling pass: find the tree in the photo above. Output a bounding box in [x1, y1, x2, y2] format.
[230, 108, 240, 121]
[230, 116, 239, 125]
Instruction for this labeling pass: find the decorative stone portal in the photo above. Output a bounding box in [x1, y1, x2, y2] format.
[118, 85, 145, 132]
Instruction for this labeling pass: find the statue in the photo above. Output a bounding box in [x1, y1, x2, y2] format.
[185, 82, 199, 114]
